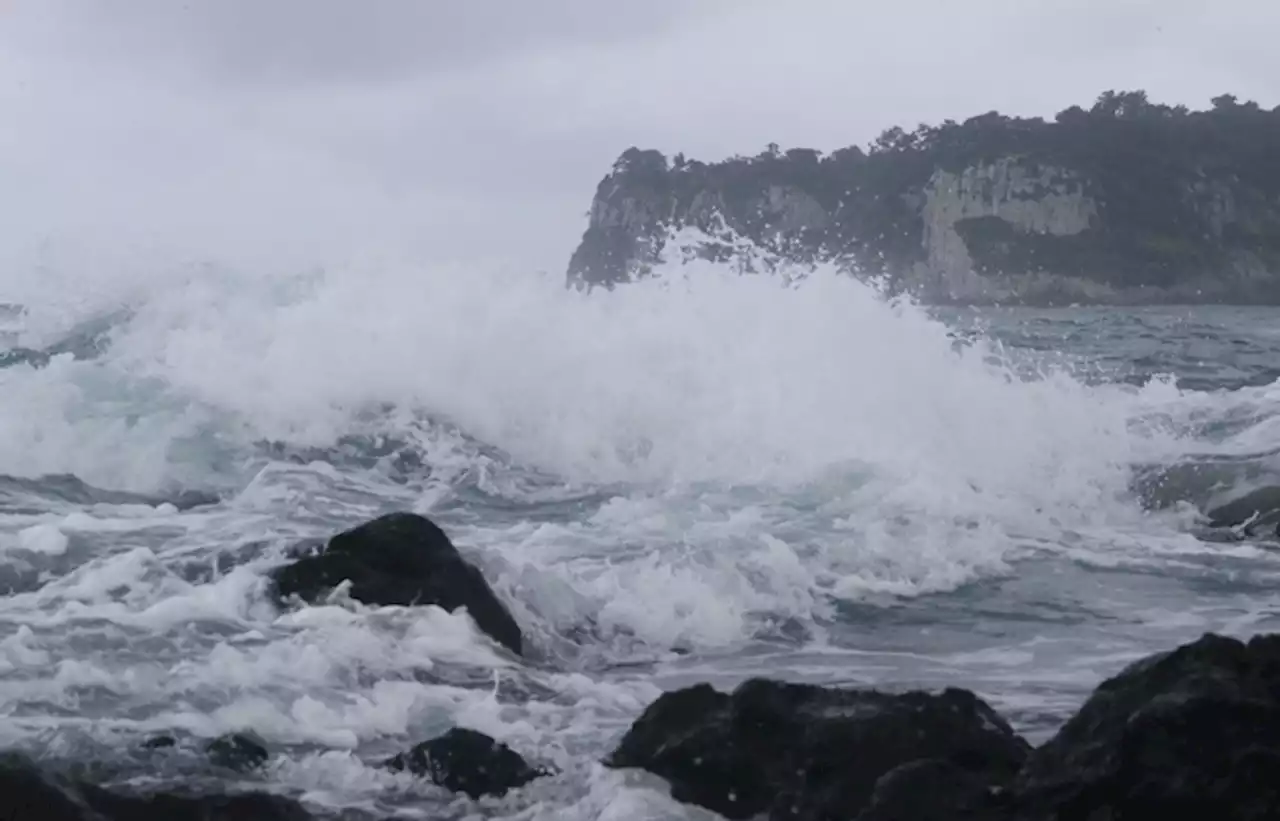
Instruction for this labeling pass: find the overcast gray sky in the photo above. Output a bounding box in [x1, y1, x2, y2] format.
[1, 0, 1276, 278]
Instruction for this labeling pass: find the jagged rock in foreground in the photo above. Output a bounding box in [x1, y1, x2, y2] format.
[606, 679, 1030, 820]
[271, 512, 523, 655]
[568, 91, 1280, 305]
[385, 727, 549, 799]
[1010, 632, 1280, 819]
[0, 728, 544, 820]
[0, 754, 310, 821]
[857, 758, 1010, 821]
[606, 631, 1280, 820]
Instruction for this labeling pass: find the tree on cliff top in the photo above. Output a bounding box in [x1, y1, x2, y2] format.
[579, 90, 1280, 291]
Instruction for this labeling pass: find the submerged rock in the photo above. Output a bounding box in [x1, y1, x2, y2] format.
[1205, 485, 1280, 535]
[606, 678, 1030, 820]
[0, 754, 311, 821]
[271, 512, 523, 655]
[206, 732, 270, 772]
[1010, 632, 1280, 820]
[385, 727, 547, 799]
[0, 473, 220, 512]
[137, 731, 269, 773]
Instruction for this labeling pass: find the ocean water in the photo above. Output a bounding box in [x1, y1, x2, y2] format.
[3, 259, 1280, 819]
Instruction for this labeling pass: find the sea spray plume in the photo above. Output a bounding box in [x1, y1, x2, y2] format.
[575, 202, 898, 297]
[0, 252, 1200, 650]
[0, 307, 132, 371]
[654, 208, 899, 295]
[6, 253, 1167, 506]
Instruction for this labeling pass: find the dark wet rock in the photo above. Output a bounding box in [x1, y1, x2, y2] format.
[1206, 485, 1280, 534]
[140, 734, 176, 750]
[1130, 458, 1245, 512]
[858, 758, 1010, 821]
[163, 489, 222, 511]
[608, 684, 770, 817]
[0, 754, 92, 821]
[82, 785, 311, 821]
[206, 732, 270, 772]
[385, 727, 546, 799]
[271, 512, 523, 656]
[139, 731, 270, 772]
[606, 678, 1030, 821]
[0, 753, 311, 820]
[1008, 632, 1280, 820]
[279, 536, 329, 562]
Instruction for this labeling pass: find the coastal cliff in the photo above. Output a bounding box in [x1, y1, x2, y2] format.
[567, 91, 1280, 304]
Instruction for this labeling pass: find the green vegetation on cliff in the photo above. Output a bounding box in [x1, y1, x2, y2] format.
[568, 91, 1280, 304]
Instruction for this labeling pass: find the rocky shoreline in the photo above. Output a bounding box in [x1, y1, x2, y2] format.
[566, 92, 1280, 306]
[4, 511, 1278, 819]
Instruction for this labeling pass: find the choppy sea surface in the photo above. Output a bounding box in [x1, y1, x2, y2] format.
[3, 263, 1280, 819]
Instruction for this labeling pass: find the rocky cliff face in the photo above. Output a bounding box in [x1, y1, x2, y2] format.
[915, 160, 1098, 301]
[567, 91, 1280, 305]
